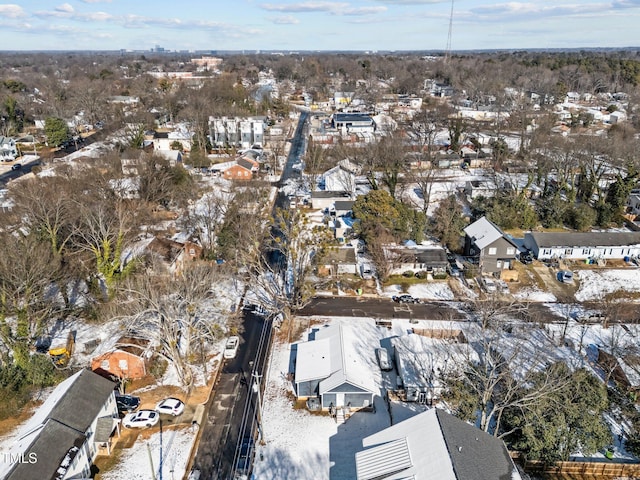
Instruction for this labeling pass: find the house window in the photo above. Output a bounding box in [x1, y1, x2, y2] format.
[543, 249, 551, 256]
[101, 360, 109, 370]
[506, 247, 515, 255]
[582, 249, 590, 255]
[488, 247, 497, 255]
[565, 248, 572, 255]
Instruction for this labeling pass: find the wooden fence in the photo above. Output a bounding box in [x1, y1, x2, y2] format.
[523, 459, 640, 477]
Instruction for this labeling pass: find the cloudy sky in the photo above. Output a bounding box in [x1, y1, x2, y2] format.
[0, 1, 639, 52]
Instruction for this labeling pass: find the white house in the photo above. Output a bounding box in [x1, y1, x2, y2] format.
[524, 231, 640, 261]
[2, 369, 119, 480]
[355, 408, 521, 480]
[322, 163, 357, 195]
[295, 323, 377, 412]
[0, 136, 18, 161]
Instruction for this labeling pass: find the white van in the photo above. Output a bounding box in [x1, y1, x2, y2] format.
[376, 348, 392, 371]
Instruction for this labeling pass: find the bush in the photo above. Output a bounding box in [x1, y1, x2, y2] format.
[433, 272, 448, 280]
[402, 270, 415, 278]
[415, 271, 428, 279]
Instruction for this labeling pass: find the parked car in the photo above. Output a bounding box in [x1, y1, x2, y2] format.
[519, 251, 533, 264]
[375, 348, 393, 371]
[482, 277, 498, 292]
[116, 394, 141, 413]
[11, 163, 22, 171]
[557, 270, 574, 283]
[392, 294, 419, 304]
[224, 336, 240, 359]
[122, 409, 159, 428]
[155, 397, 185, 416]
[236, 437, 255, 474]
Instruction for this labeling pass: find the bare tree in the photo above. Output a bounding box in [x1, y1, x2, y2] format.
[115, 264, 226, 387]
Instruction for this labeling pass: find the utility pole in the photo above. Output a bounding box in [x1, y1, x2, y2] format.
[252, 372, 264, 443]
[445, 0, 455, 63]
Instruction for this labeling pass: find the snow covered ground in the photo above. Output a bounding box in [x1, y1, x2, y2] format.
[575, 269, 640, 301]
[382, 282, 455, 300]
[100, 427, 194, 480]
[514, 287, 557, 302]
[254, 317, 427, 480]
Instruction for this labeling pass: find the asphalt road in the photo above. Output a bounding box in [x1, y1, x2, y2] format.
[299, 296, 468, 321]
[190, 311, 272, 480]
[0, 157, 42, 185]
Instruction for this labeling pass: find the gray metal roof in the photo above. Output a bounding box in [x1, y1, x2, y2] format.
[527, 231, 640, 248]
[355, 438, 413, 480]
[356, 408, 520, 480]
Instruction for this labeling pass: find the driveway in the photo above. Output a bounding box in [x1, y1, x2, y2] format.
[530, 263, 578, 303]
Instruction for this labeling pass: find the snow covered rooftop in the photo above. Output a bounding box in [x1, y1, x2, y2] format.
[463, 216, 506, 250]
[295, 323, 377, 395]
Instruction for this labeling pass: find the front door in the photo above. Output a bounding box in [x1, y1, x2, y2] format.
[336, 393, 345, 407]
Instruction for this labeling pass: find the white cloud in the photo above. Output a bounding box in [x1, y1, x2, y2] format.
[80, 0, 112, 3]
[261, 1, 386, 15]
[55, 3, 74, 13]
[270, 15, 301, 24]
[0, 4, 27, 18]
[261, 1, 349, 12]
[343, 6, 387, 14]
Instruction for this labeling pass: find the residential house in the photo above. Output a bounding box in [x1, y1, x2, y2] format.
[295, 323, 377, 412]
[464, 216, 519, 277]
[223, 162, 253, 181]
[322, 163, 357, 196]
[319, 247, 358, 276]
[145, 237, 202, 276]
[391, 333, 475, 404]
[334, 200, 355, 217]
[0, 136, 18, 161]
[331, 113, 375, 135]
[462, 180, 497, 201]
[237, 156, 259, 174]
[354, 408, 521, 480]
[386, 246, 448, 276]
[155, 149, 183, 167]
[1, 369, 119, 480]
[523, 231, 640, 261]
[311, 191, 352, 211]
[333, 91, 355, 107]
[92, 348, 147, 380]
[329, 217, 354, 243]
[153, 129, 192, 152]
[208, 116, 266, 148]
[628, 189, 640, 216]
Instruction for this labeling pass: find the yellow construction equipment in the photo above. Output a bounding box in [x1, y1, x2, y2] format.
[49, 331, 75, 367]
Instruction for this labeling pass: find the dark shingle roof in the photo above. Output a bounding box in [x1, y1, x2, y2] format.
[529, 231, 640, 248]
[389, 248, 448, 267]
[334, 200, 355, 211]
[5, 420, 86, 480]
[436, 409, 516, 480]
[48, 369, 116, 434]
